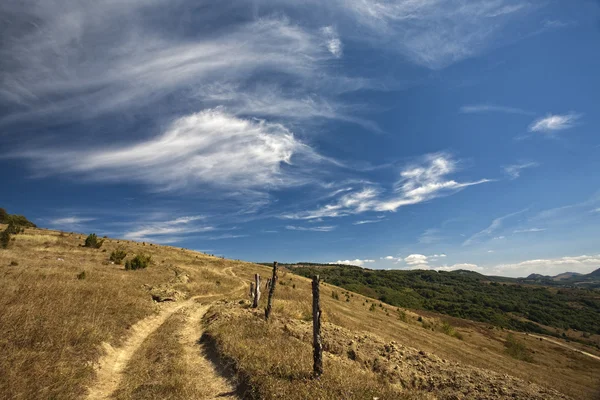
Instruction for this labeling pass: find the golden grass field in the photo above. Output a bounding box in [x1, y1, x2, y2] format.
[0, 226, 599, 399]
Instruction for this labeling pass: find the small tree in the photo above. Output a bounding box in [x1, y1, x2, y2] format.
[109, 247, 127, 264]
[125, 254, 151, 270]
[84, 233, 104, 249]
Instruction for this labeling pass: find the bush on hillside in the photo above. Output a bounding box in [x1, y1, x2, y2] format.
[504, 333, 534, 362]
[125, 254, 151, 271]
[109, 247, 127, 264]
[0, 230, 10, 249]
[84, 233, 104, 249]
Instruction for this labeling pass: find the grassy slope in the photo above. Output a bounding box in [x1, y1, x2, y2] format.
[286, 264, 600, 340]
[0, 227, 599, 399]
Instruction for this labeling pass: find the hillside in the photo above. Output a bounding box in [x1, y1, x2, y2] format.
[1, 227, 599, 399]
[285, 263, 600, 340]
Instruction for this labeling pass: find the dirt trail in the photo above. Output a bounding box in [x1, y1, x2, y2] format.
[179, 305, 239, 399]
[528, 334, 600, 362]
[86, 297, 200, 400]
[86, 266, 246, 400]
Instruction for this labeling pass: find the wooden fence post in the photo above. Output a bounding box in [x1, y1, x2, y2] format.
[312, 275, 323, 377]
[264, 261, 278, 320]
[249, 282, 255, 299]
[252, 274, 261, 308]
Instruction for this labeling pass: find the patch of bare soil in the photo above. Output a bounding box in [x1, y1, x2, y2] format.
[282, 319, 572, 400]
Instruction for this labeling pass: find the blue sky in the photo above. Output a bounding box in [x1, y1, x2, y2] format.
[1, 0, 599, 277]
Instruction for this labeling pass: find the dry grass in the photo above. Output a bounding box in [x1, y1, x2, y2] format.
[0, 227, 241, 399]
[112, 311, 193, 400]
[204, 304, 426, 400]
[1, 227, 599, 399]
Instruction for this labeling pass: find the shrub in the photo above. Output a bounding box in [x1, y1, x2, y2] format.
[504, 333, 534, 362]
[440, 321, 463, 340]
[10, 260, 18, 266]
[77, 271, 86, 280]
[0, 230, 10, 249]
[84, 233, 104, 249]
[369, 303, 377, 312]
[109, 247, 127, 264]
[397, 310, 407, 322]
[125, 254, 151, 271]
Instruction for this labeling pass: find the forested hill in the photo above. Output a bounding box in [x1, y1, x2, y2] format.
[284, 263, 600, 340]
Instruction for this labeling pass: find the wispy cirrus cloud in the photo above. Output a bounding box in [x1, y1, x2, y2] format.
[283, 153, 490, 219]
[49, 216, 96, 226]
[352, 218, 384, 225]
[124, 215, 213, 242]
[463, 208, 527, 246]
[286, 225, 336, 232]
[332, 0, 533, 69]
[460, 104, 534, 115]
[11, 109, 325, 192]
[503, 162, 539, 179]
[513, 228, 545, 233]
[528, 113, 582, 133]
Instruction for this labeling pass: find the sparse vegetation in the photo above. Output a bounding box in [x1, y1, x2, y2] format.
[84, 233, 104, 249]
[504, 333, 534, 362]
[77, 271, 86, 280]
[440, 321, 464, 340]
[288, 263, 600, 336]
[109, 247, 127, 264]
[125, 254, 152, 270]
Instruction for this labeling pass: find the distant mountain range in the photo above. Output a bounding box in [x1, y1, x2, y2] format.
[516, 268, 600, 288]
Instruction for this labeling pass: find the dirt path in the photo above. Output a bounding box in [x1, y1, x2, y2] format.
[86, 297, 200, 400]
[86, 266, 246, 400]
[179, 304, 239, 399]
[529, 334, 600, 362]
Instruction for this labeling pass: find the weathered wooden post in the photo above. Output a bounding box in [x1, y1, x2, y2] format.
[312, 275, 323, 377]
[252, 274, 261, 308]
[264, 261, 278, 320]
[249, 282, 255, 299]
[265, 278, 271, 291]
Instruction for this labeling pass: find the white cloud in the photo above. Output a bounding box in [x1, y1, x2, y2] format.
[513, 228, 545, 233]
[50, 216, 95, 225]
[353, 219, 384, 225]
[593, 208, 600, 213]
[124, 215, 213, 242]
[286, 225, 336, 232]
[404, 254, 428, 266]
[0, 5, 352, 125]
[330, 259, 375, 267]
[15, 109, 323, 192]
[463, 209, 527, 246]
[460, 104, 533, 115]
[529, 113, 581, 133]
[430, 253, 447, 259]
[491, 254, 600, 277]
[503, 162, 539, 179]
[283, 153, 490, 219]
[435, 263, 482, 272]
[321, 26, 343, 58]
[201, 234, 248, 240]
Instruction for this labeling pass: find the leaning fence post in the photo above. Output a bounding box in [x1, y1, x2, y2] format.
[252, 274, 261, 308]
[312, 275, 323, 377]
[264, 261, 278, 320]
